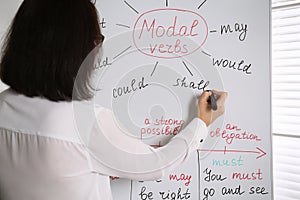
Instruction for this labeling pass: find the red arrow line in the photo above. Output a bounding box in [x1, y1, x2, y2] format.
[197, 146, 267, 159]
[256, 147, 267, 159]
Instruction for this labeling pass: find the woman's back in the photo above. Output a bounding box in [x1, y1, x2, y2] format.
[0, 89, 113, 200]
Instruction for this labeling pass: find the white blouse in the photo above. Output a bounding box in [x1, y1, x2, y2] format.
[0, 89, 208, 200]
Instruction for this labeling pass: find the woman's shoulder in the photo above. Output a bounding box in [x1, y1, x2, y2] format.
[0, 88, 82, 143]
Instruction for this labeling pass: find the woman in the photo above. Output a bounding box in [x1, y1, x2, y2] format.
[0, 0, 227, 199]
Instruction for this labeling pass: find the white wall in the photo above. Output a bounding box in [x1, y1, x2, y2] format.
[0, 0, 22, 92]
[0, 0, 22, 40]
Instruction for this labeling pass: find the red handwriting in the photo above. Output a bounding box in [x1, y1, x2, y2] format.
[140, 125, 182, 137]
[210, 123, 261, 145]
[138, 16, 199, 39]
[152, 117, 184, 126]
[141, 117, 185, 138]
[232, 168, 263, 181]
[133, 8, 208, 59]
[169, 173, 192, 186]
[226, 123, 241, 131]
[198, 146, 266, 159]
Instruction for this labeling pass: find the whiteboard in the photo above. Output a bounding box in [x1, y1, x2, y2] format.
[93, 0, 272, 199]
[0, 0, 272, 199]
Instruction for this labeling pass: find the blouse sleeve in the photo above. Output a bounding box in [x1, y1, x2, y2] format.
[87, 108, 208, 181]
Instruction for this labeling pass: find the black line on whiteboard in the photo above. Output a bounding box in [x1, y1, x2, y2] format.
[201, 50, 212, 57]
[166, 0, 169, 7]
[210, 30, 217, 33]
[182, 61, 193, 76]
[197, 150, 201, 200]
[198, 0, 207, 9]
[113, 46, 132, 60]
[129, 180, 133, 200]
[124, 0, 139, 14]
[151, 61, 159, 77]
[116, 23, 131, 29]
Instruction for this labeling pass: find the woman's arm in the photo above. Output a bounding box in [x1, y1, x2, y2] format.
[87, 108, 206, 181]
[87, 91, 227, 181]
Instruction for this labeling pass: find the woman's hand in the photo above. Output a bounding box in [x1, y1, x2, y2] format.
[198, 90, 228, 126]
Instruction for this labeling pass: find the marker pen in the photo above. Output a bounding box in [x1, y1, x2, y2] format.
[206, 90, 218, 111]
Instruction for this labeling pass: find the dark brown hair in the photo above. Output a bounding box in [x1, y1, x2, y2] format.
[0, 0, 103, 101]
